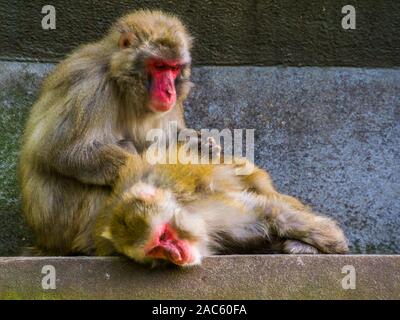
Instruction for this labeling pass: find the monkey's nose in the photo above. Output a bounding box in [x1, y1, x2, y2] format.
[166, 87, 174, 97]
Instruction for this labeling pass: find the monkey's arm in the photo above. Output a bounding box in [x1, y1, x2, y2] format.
[117, 139, 139, 154]
[47, 141, 138, 186]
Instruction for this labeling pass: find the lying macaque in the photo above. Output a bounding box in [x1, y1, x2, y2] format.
[95, 148, 349, 266]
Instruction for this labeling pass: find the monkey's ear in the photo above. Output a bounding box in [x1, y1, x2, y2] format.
[101, 226, 113, 240]
[118, 32, 136, 49]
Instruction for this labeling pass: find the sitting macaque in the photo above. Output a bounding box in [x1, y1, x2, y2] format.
[94, 148, 349, 266]
[18, 10, 217, 255]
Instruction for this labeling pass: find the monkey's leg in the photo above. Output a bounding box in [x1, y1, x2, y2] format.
[240, 164, 310, 211]
[261, 200, 348, 254]
[207, 192, 344, 254]
[235, 162, 347, 253]
[21, 172, 108, 255]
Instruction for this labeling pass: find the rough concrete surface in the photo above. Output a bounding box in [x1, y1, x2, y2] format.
[0, 61, 399, 255]
[0, 256, 399, 299]
[1, 1, 400, 67]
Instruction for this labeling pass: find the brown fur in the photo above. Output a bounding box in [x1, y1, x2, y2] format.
[19, 10, 348, 261]
[18, 10, 194, 255]
[94, 148, 349, 266]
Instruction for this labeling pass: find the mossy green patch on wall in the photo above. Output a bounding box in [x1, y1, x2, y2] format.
[0, 63, 53, 255]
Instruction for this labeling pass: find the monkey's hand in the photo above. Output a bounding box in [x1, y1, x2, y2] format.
[184, 132, 221, 163]
[201, 136, 222, 160]
[117, 139, 139, 154]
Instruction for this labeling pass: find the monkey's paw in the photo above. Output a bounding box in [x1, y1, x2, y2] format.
[202, 136, 221, 160]
[307, 217, 349, 254]
[186, 134, 221, 162]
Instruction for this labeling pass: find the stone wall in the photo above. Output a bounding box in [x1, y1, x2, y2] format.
[0, 62, 399, 255]
[1, 1, 399, 67]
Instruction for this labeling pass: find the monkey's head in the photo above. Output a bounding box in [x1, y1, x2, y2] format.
[108, 10, 193, 114]
[100, 182, 207, 267]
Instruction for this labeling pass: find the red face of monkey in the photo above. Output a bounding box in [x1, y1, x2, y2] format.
[111, 30, 191, 114]
[102, 183, 204, 267]
[109, 10, 193, 114]
[144, 223, 196, 265]
[146, 59, 182, 113]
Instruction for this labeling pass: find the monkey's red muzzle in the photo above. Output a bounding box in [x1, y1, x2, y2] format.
[150, 70, 177, 111]
[147, 60, 180, 112]
[145, 223, 193, 265]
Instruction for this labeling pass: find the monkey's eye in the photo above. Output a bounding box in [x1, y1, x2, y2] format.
[154, 62, 168, 71]
[170, 65, 181, 72]
[152, 61, 182, 72]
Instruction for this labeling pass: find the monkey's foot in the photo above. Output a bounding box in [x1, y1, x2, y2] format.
[303, 217, 349, 254]
[283, 240, 319, 254]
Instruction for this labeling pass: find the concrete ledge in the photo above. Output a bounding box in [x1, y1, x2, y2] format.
[0, 255, 399, 299]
